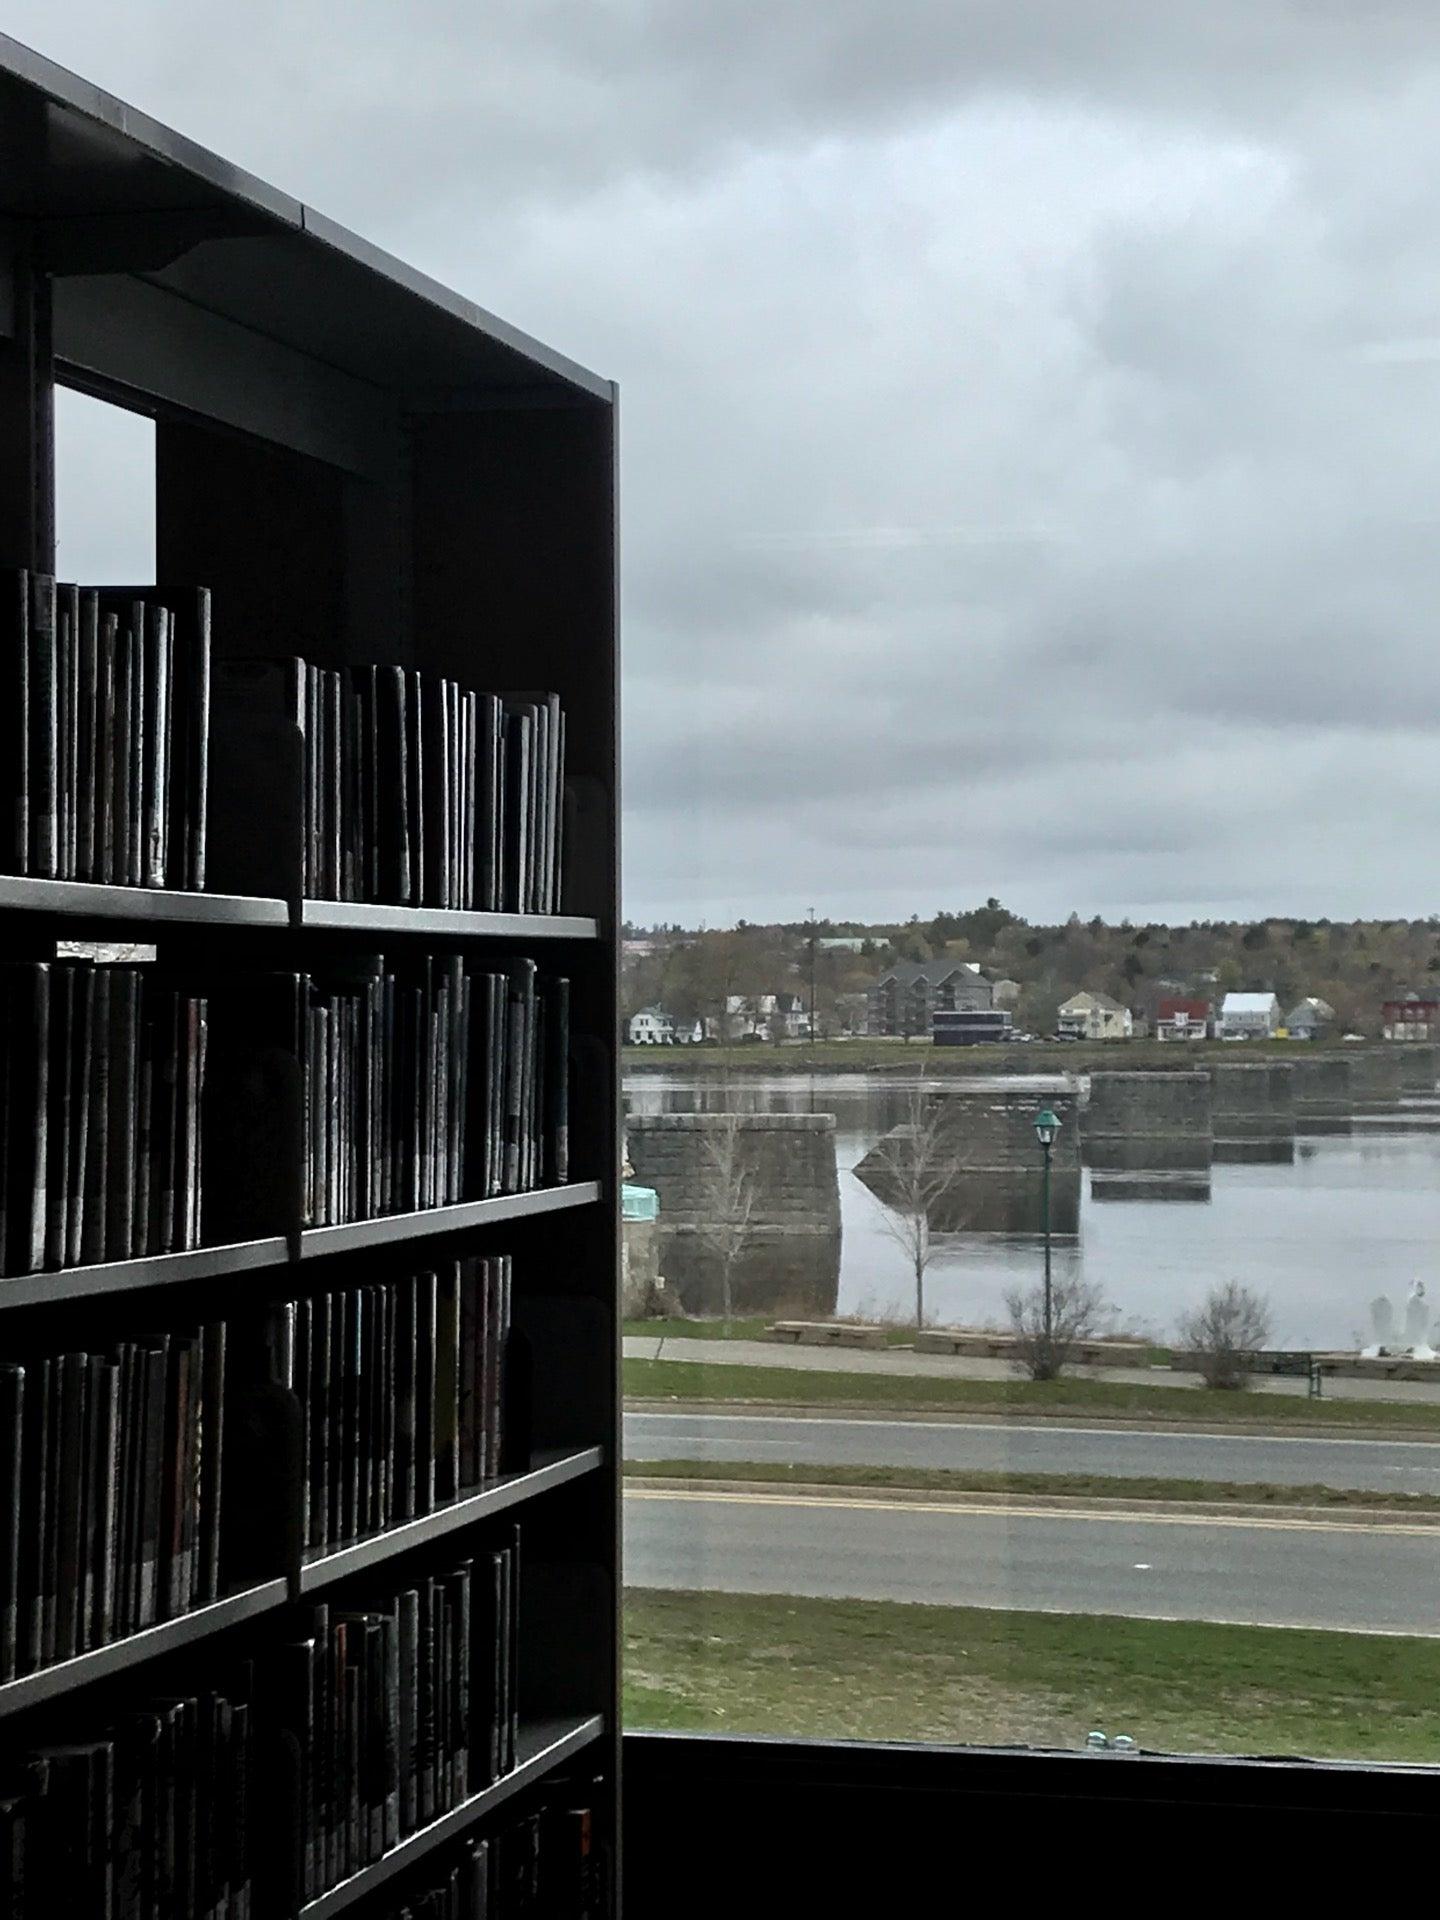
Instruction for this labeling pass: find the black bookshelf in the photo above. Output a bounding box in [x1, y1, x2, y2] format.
[0, 30, 620, 1916]
[299, 1714, 606, 1920]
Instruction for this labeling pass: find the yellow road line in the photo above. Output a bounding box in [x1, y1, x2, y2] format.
[622, 1487, 1440, 1539]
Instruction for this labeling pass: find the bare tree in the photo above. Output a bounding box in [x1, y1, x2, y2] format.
[863, 1085, 959, 1332]
[1177, 1282, 1272, 1390]
[1005, 1273, 1109, 1382]
[693, 1111, 758, 1329]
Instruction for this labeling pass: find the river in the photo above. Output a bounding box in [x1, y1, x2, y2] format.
[623, 1070, 1440, 1350]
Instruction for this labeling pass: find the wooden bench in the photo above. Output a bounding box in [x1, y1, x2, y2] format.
[916, 1329, 1151, 1367]
[768, 1321, 888, 1350]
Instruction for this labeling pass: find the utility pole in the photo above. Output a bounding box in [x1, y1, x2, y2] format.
[807, 906, 817, 1055]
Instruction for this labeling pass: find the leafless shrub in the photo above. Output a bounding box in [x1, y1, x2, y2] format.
[1004, 1273, 1109, 1382]
[1177, 1282, 1272, 1390]
[693, 1112, 757, 1330]
[864, 1086, 961, 1331]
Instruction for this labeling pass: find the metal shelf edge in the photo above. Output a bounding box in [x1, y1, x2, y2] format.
[299, 901, 600, 941]
[0, 1578, 290, 1717]
[0, 875, 289, 925]
[298, 1447, 605, 1594]
[298, 1715, 606, 1920]
[0, 1236, 292, 1309]
[298, 1182, 603, 1259]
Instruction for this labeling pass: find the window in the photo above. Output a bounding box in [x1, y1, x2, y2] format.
[620, 11, 1440, 1768]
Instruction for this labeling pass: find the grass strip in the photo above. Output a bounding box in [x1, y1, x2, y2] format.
[624, 1587, 1440, 1760]
[622, 1457, 1440, 1511]
[623, 1356, 1440, 1433]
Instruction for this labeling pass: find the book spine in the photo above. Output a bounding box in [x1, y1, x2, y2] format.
[3, 570, 28, 872]
[28, 572, 57, 877]
[0, 1365, 21, 1680]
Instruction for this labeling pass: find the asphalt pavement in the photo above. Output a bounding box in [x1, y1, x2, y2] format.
[624, 1409, 1440, 1494]
[623, 1485, 1440, 1634]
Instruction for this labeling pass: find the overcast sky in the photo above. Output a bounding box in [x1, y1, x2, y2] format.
[21, 2, 1440, 927]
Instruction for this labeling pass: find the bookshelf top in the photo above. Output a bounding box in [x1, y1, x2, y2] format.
[0, 30, 612, 405]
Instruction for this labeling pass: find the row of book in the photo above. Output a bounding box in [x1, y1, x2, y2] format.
[292, 956, 569, 1229]
[0, 960, 207, 1279]
[1, 571, 210, 890]
[0, 1253, 521, 1684]
[0, 1533, 522, 1918]
[260, 1255, 514, 1558]
[213, 660, 566, 913]
[0, 1322, 224, 1681]
[0, 951, 572, 1275]
[381, 1789, 604, 1918]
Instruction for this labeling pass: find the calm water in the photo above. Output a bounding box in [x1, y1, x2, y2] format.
[623, 1071, 1440, 1351]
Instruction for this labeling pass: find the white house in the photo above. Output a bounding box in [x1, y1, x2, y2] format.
[1219, 991, 1280, 1040]
[628, 1006, 676, 1045]
[1285, 996, 1335, 1041]
[1057, 991, 1132, 1041]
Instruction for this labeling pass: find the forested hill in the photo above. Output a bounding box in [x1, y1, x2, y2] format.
[622, 900, 1440, 1037]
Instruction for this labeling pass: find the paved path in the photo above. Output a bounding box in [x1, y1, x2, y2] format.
[624, 1410, 1440, 1493]
[623, 1486, 1440, 1634]
[624, 1335, 1440, 1405]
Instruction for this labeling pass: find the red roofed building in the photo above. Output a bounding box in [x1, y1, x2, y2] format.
[1156, 997, 1213, 1042]
[1383, 996, 1440, 1041]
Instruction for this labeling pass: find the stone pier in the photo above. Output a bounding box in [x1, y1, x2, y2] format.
[625, 1113, 841, 1316]
[1209, 1059, 1295, 1163]
[1291, 1053, 1353, 1133]
[855, 1085, 1083, 1235]
[1398, 1044, 1439, 1095]
[1349, 1048, 1404, 1111]
[1082, 1071, 1212, 1201]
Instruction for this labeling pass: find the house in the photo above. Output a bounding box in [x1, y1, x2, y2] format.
[1156, 996, 1213, 1042]
[1219, 991, 1280, 1040]
[816, 936, 867, 953]
[628, 1006, 676, 1045]
[722, 992, 811, 1041]
[868, 961, 992, 1037]
[1383, 995, 1440, 1041]
[1285, 997, 1335, 1041]
[1057, 991, 1132, 1041]
[989, 977, 1022, 1009]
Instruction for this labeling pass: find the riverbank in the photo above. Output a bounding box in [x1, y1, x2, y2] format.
[623, 1037, 1354, 1075]
[624, 1588, 1440, 1757]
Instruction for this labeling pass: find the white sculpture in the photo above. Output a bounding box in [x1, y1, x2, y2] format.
[1362, 1283, 1439, 1361]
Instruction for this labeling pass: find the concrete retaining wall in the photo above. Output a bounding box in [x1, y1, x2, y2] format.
[1397, 1043, 1439, 1094]
[1290, 1053, 1353, 1130]
[626, 1113, 841, 1316]
[1350, 1048, 1404, 1109]
[855, 1087, 1082, 1235]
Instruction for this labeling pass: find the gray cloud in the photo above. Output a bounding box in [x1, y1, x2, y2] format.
[22, 1, 1440, 924]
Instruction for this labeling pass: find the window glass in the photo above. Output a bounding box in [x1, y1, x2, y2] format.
[621, 14, 1440, 1764]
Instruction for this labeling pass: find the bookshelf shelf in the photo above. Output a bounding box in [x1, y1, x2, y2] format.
[0, 872, 291, 926]
[299, 1445, 605, 1592]
[298, 900, 601, 942]
[299, 1714, 606, 1920]
[297, 1181, 603, 1259]
[0, 34, 618, 1912]
[0, 1577, 290, 1719]
[0, 1235, 292, 1310]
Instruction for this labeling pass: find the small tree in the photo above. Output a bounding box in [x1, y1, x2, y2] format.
[863, 1086, 959, 1332]
[1177, 1282, 1272, 1389]
[1005, 1273, 1108, 1382]
[694, 1111, 757, 1329]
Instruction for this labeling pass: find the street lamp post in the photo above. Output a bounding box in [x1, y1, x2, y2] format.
[1033, 1108, 1062, 1343]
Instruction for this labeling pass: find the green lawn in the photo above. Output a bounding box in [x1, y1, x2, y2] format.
[624, 1587, 1440, 1760]
[622, 1356, 1440, 1433]
[622, 1457, 1440, 1511]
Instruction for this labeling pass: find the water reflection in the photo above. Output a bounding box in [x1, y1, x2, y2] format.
[624, 1070, 1440, 1349]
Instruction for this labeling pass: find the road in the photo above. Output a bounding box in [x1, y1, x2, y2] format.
[624, 1410, 1440, 1494]
[623, 1486, 1440, 1634]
